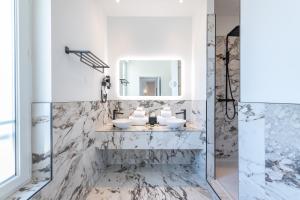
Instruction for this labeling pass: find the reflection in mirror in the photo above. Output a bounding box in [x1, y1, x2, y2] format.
[119, 60, 181, 96]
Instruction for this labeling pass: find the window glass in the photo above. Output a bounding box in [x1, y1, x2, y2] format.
[0, 0, 16, 184]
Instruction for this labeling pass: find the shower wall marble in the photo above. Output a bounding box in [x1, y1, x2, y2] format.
[215, 36, 240, 159]
[239, 102, 300, 200]
[30, 100, 207, 199]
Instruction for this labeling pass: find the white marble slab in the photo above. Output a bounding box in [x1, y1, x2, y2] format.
[31, 103, 52, 182]
[102, 149, 202, 166]
[206, 13, 216, 180]
[32, 102, 108, 200]
[264, 104, 300, 200]
[86, 164, 212, 200]
[191, 100, 207, 130]
[239, 102, 300, 200]
[92, 129, 206, 150]
[96, 123, 202, 132]
[239, 103, 266, 200]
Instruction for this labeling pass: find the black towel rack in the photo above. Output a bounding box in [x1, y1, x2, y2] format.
[65, 46, 109, 73]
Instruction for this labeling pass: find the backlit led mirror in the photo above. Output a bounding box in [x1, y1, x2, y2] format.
[119, 60, 182, 96]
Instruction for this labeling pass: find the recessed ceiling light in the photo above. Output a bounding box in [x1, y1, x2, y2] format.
[179, 0, 183, 3]
[116, 0, 120, 3]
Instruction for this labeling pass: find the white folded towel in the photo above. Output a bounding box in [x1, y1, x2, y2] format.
[133, 110, 146, 117]
[129, 116, 148, 126]
[163, 106, 171, 111]
[161, 110, 172, 118]
[136, 107, 144, 111]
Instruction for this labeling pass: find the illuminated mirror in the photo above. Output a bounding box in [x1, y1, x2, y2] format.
[119, 60, 182, 96]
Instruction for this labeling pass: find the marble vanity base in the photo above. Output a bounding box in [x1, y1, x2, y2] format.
[99, 149, 207, 180]
[86, 164, 213, 200]
[102, 149, 202, 166]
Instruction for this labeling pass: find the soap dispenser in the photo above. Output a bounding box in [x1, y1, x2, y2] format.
[148, 112, 157, 126]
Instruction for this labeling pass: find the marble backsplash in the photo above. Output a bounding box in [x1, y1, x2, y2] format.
[107, 100, 206, 130]
[239, 102, 300, 200]
[215, 36, 240, 159]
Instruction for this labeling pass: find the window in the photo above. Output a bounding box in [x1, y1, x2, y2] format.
[0, 0, 16, 185]
[0, 0, 31, 198]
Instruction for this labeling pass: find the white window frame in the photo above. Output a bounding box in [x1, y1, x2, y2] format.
[0, 0, 32, 199]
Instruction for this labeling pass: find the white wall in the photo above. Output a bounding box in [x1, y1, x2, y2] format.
[241, 0, 300, 103]
[32, 0, 52, 102]
[51, 0, 107, 102]
[191, 5, 207, 100]
[107, 17, 193, 100]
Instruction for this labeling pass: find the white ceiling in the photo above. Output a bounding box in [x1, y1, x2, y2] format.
[215, 0, 240, 16]
[98, 0, 203, 16]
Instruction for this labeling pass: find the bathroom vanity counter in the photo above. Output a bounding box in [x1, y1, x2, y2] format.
[96, 123, 202, 132]
[92, 123, 206, 150]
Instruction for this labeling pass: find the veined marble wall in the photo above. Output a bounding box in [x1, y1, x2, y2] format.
[102, 149, 201, 166]
[31, 103, 52, 182]
[33, 102, 109, 200]
[239, 102, 300, 200]
[30, 100, 207, 199]
[215, 36, 240, 159]
[206, 14, 216, 180]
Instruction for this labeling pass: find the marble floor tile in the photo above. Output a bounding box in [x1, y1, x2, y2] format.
[86, 164, 213, 200]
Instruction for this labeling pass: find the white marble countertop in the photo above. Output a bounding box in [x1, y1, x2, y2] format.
[96, 123, 203, 133]
[93, 123, 206, 150]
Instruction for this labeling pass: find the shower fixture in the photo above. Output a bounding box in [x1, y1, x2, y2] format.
[218, 26, 240, 120]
